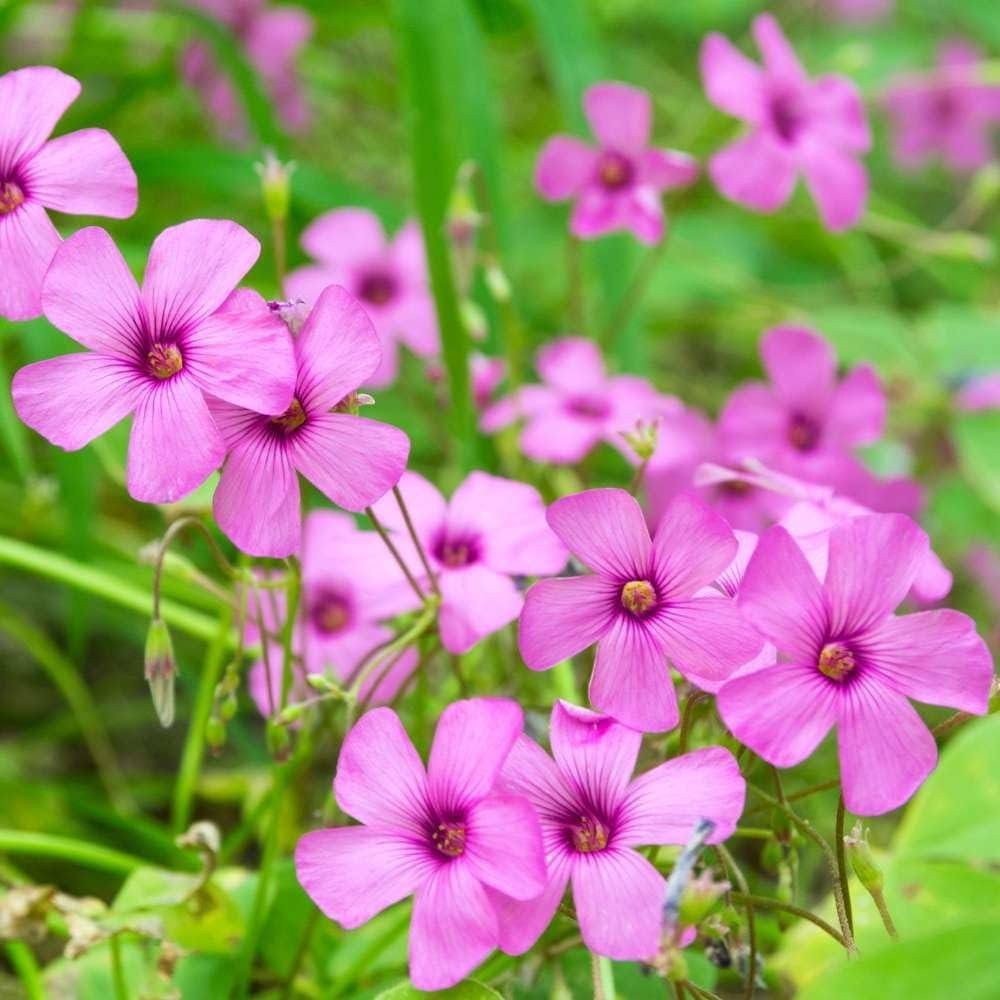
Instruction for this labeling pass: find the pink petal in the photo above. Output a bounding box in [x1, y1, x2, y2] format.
[699, 33, 766, 123]
[824, 364, 885, 447]
[652, 492, 738, 598]
[619, 746, 745, 846]
[519, 575, 619, 670]
[621, 187, 664, 244]
[760, 325, 837, 415]
[800, 144, 868, 231]
[499, 733, 580, 820]
[464, 794, 546, 900]
[535, 136, 599, 200]
[387, 219, 428, 285]
[294, 826, 430, 929]
[0, 67, 80, 167]
[142, 219, 260, 333]
[391, 292, 439, 357]
[126, 377, 224, 503]
[583, 82, 651, 153]
[520, 410, 605, 463]
[717, 383, 787, 460]
[479, 385, 555, 433]
[546, 488, 651, 580]
[911, 549, 953, 604]
[490, 850, 571, 955]
[284, 264, 348, 307]
[571, 848, 664, 960]
[858, 610, 993, 714]
[369, 469, 446, 542]
[638, 148, 700, 189]
[0, 202, 61, 321]
[360, 645, 419, 705]
[300, 207, 386, 264]
[22, 128, 136, 218]
[334, 707, 429, 832]
[590, 618, 679, 732]
[409, 862, 498, 991]
[12, 353, 139, 451]
[708, 132, 797, 214]
[437, 565, 523, 655]
[752, 14, 806, 83]
[738, 525, 828, 663]
[427, 698, 523, 813]
[837, 677, 937, 815]
[808, 76, 871, 153]
[824, 514, 929, 636]
[570, 186, 624, 240]
[717, 660, 839, 767]
[537, 337, 606, 392]
[944, 121, 993, 173]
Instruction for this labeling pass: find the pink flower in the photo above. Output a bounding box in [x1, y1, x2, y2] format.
[717, 515, 994, 815]
[295, 699, 546, 991]
[957, 372, 1000, 411]
[481, 337, 681, 465]
[884, 41, 1000, 174]
[492, 701, 744, 960]
[210, 285, 410, 557]
[822, 0, 893, 23]
[700, 14, 870, 231]
[519, 488, 763, 732]
[0, 66, 137, 320]
[535, 81, 698, 244]
[13, 221, 294, 503]
[370, 470, 567, 654]
[286, 210, 439, 387]
[470, 353, 505, 410]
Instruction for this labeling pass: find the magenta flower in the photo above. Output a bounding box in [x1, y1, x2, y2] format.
[481, 337, 681, 465]
[295, 699, 546, 991]
[884, 41, 1000, 174]
[286, 210, 439, 387]
[717, 515, 994, 815]
[519, 488, 763, 732]
[700, 14, 870, 231]
[13, 221, 294, 502]
[535, 81, 698, 244]
[823, 0, 893, 23]
[957, 373, 1000, 411]
[491, 701, 744, 960]
[210, 285, 410, 557]
[370, 470, 567, 654]
[0, 66, 137, 321]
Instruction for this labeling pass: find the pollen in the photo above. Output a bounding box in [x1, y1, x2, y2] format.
[597, 152, 633, 190]
[787, 412, 820, 452]
[0, 181, 24, 216]
[570, 816, 609, 853]
[621, 579, 657, 617]
[147, 343, 183, 379]
[432, 821, 466, 858]
[312, 593, 349, 634]
[818, 643, 856, 682]
[270, 398, 306, 433]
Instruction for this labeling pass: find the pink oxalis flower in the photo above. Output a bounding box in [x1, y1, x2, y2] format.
[13, 221, 295, 503]
[295, 699, 546, 991]
[210, 285, 410, 557]
[700, 14, 870, 230]
[535, 81, 698, 244]
[481, 337, 682, 465]
[884, 41, 1000, 174]
[492, 701, 745, 960]
[519, 488, 763, 732]
[956, 372, 1000, 412]
[370, 470, 567, 654]
[717, 515, 994, 815]
[286, 209, 439, 387]
[0, 66, 137, 320]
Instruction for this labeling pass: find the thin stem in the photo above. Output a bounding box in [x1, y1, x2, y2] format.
[272, 216, 287, 294]
[728, 893, 848, 949]
[771, 766, 787, 806]
[279, 559, 301, 712]
[280, 899, 319, 998]
[836, 794, 854, 935]
[590, 951, 613, 1000]
[152, 515, 236, 620]
[732, 827, 774, 840]
[932, 711, 972, 738]
[871, 887, 899, 941]
[109, 934, 128, 1000]
[715, 844, 756, 1000]
[682, 983, 724, 1000]
[678, 690, 708, 754]
[393, 485, 441, 596]
[601, 236, 667, 347]
[365, 506, 426, 602]
[743, 778, 840, 817]
[628, 456, 650, 497]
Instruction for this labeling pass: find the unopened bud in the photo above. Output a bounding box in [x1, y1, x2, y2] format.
[267, 718, 291, 758]
[255, 150, 294, 223]
[145, 618, 176, 728]
[460, 299, 487, 342]
[206, 714, 226, 752]
[678, 870, 730, 927]
[845, 822, 883, 894]
[277, 702, 307, 726]
[620, 418, 659, 462]
[484, 259, 511, 303]
[219, 693, 238, 722]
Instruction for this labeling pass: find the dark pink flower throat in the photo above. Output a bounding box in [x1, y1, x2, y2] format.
[818, 642, 855, 682]
[358, 269, 397, 307]
[432, 820, 467, 857]
[270, 398, 307, 434]
[570, 815, 609, 853]
[596, 151, 633, 190]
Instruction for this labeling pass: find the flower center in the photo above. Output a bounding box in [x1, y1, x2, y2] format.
[787, 412, 820, 452]
[818, 643, 856, 682]
[433, 532, 480, 568]
[358, 269, 397, 307]
[432, 820, 466, 858]
[597, 151, 633, 191]
[270, 398, 306, 434]
[770, 91, 805, 143]
[0, 180, 24, 216]
[147, 343, 184, 380]
[310, 590, 350, 635]
[570, 816, 609, 853]
[621, 579, 657, 617]
[566, 394, 611, 420]
[931, 87, 959, 125]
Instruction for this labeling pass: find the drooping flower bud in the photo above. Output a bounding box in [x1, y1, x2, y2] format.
[844, 821, 883, 894]
[678, 870, 730, 927]
[144, 617, 176, 728]
[255, 150, 295, 224]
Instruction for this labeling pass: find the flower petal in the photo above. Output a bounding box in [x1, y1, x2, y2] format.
[708, 132, 797, 214]
[519, 410, 605, 464]
[490, 850, 571, 955]
[300, 207, 386, 264]
[464, 794, 546, 901]
[760, 325, 837, 416]
[808, 75, 871, 153]
[535, 136, 598, 200]
[800, 143, 868, 232]
[0, 66, 79, 167]
[716, 383, 787, 461]
[652, 492, 738, 598]
[752, 14, 806, 83]
[583, 82, 651, 153]
[368, 469, 446, 546]
[638, 148, 700, 189]
[0, 203, 61, 321]
[537, 337, 606, 393]
[438, 565, 523, 655]
[824, 364, 885, 447]
[700, 33, 766, 123]
[499, 733, 580, 821]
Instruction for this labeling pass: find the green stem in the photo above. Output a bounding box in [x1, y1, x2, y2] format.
[836, 794, 854, 935]
[280, 906, 319, 999]
[109, 934, 128, 1000]
[743, 778, 840, 817]
[365, 506, 426, 602]
[601, 236, 667, 348]
[272, 216, 287, 295]
[729, 892, 848, 949]
[715, 843, 756, 1000]
[871, 887, 899, 941]
[678, 690, 708, 754]
[393, 485, 440, 597]
[0, 830, 143, 874]
[5, 941, 45, 1000]
[590, 951, 613, 1000]
[279, 560, 301, 712]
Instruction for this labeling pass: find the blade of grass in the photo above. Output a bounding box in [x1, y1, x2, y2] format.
[0, 830, 144, 875]
[0, 337, 33, 483]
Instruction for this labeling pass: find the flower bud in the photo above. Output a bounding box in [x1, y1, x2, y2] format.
[144, 617, 176, 728]
[219, 693, 238, 722]
[255, 150, 294, 224]
[460, 299, 487, 342]
[267, 718, 291, 759]
[678, 870, 730, 927]
[206, 714, 226, 752]
[620, 418, 659, 462]
[845, 821, 883, 894]
[484, 258, 511, 303]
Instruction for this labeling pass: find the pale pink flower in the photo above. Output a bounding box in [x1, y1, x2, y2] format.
[535, 81, 698, 244]
[470, 353, 505, 409]
[519, 488, 763, 732]
[701, 14, 870, 230]
[718, 515, 994, 815]
[13, 221, 294, 503]
[286, 210, 439, 387]
[295, 699, 546, 991]
[370, 470, 567, 654]
[0, 66, 137, 320]
[491, 701, 744, 960]
[822, 0, 893, 23]
[210, 285, 409, 557]
[956, 372, 1000, 411]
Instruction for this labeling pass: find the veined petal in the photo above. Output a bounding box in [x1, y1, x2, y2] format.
[583, 82, 651, 153]
[708, 132, 797, 214]
[638, 148, 699, 189]
[535, 136, 598, 200]
[464, 794, 546, 901]
[652, 492, 738, 598]
[0, 203, 61, 322]
[499, 733, 580, 823]
[0, 67, 80, 169]
[368, 469, 446, 543]
[490, 850, 571, 955]
[437, 565, 523, 655]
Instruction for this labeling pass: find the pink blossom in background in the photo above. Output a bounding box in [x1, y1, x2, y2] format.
[700, 14, 870, 230]
[491, 701, 744, 960]
[0, 66, 137, 320]
[884, 41, 1000, 174]
[295, 699, 546, 990]
[210, 284, 410, 557]
[519, 488, 763, 731]
[370, 470, 567, 654]
[13, 221, 295, 502]
[821, 0, 893, 23]
[481, 337, 682, 465]
[956, 372, 1000, 411]
[286, 210, 439, 387]
[181, 0, 312, 139]
[535, 81, 698, 244]
[426, 353, 505, 410]
[717, 515, 994, 814]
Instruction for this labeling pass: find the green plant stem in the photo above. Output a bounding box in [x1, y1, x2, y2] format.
[109, 934, 128, 1000]
[871, 887, 899, 941]
[0, 830, 143, 874]
[601, 236, 667, 347]
[932, 710, 973, 738]
[279, 560, 301, 711]
[365, 505, 426, 602]
[732, 827, 774, 840]
[272, 216, 287, 294]
[591, 951, 614, 1000]
[678, 690, 708, 754]
[836, 794, 854, 935]
[5, 941, 45, 1000]
[393, 485, 440, 596]
[728, 892, 848, 949]
[715, 843, 757, 1000]
[743, 778, 840, 817]
[681, 983, 724, 1000]
[280, 906, 319, 999]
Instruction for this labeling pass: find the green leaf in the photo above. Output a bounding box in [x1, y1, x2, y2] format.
[803, 305, 918, 374]
[953, 411, 1000, 513]
[375, 979, 502, 999]
[919, 304, 1000, 375]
